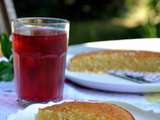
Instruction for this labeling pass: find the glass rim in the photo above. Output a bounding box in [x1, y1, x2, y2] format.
[12, 17, 69, 25]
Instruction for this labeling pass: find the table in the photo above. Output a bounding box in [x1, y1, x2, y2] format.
[1, 80, 160, 120]
[1, 39, 160, 120]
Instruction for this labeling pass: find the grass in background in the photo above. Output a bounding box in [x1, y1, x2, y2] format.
[69, 20, 144, 45]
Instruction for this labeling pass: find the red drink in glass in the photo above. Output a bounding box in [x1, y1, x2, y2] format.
[12, 18, 69, 105]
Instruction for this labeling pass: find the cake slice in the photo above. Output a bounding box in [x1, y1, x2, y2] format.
[68, 50, 160, 73]
[36, 101, 135, 120]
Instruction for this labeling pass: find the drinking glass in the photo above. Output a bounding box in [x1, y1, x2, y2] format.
[11, 17, 69, 105]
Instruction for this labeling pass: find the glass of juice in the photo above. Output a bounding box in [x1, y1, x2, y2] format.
[11, 17, 69, 105]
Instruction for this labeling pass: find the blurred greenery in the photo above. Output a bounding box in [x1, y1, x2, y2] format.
[11, 0, 160, 44]
[70, 21, 144, 44]
[0, 33, 13, 81]
[1, 33, 12, 59]
[13, 0, 125, 20]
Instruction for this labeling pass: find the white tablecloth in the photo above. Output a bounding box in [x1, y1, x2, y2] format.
[1, 81, 160, 120]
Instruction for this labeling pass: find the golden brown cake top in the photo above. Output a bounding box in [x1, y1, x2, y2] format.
[72, 50, 160, 59]
[68, 49, 160, 73]
[40, 101, 135, 120]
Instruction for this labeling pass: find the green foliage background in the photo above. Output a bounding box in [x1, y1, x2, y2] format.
[13, 0, 160, 44]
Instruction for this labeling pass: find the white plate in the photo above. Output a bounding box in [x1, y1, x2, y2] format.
[7, 100, 160, 120]
[66, 39, 160, 93]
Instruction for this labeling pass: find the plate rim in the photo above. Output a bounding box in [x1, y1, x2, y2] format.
[7, 100, 160, 120]
[66, 40, 160, 93]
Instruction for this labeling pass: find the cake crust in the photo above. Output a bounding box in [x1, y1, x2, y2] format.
[68, 49, 160, 73]
[36, 101, 135, 120]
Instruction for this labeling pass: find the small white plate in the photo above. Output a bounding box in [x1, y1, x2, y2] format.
[66, 39, 160, 93]
[7, 100, 160, 120]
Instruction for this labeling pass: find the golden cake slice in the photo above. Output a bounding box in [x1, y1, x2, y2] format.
[36, 101, 135, 120]
[68, 50, 160, 73]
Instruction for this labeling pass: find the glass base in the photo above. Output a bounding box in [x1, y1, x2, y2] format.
[17, 97, 63, 107]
